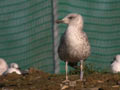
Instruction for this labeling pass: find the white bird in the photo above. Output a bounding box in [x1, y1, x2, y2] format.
[5, 63, 21, 75]
[0, 58, 8, 75]
[56, 13, 91, 82]
[111, 55, 120, 73]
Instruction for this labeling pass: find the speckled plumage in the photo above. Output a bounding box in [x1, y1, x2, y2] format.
[58, 14, 90, 62]
[56, 13, 91, 81]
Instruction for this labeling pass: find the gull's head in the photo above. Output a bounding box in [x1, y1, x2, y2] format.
[10, 63, 19, 69]
[56, 13, 83, 25]
[115, 55, 120, 62]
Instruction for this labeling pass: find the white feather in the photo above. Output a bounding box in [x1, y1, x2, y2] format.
[0, 58, 8, 75]
[5, 63, 21, 75]
[111, 55, 120, 73]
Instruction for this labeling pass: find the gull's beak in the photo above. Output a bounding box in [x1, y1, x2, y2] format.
[111, 57, 116, 64]
[113, 57, 116, 61]
[56, 20, 64, 24]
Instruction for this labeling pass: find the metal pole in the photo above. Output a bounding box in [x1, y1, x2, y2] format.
[52, 0, 60, 74]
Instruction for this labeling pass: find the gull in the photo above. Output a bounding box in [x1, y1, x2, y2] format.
[111, 55, 120, 73]
[5, 63, 21, 75]
[0, 58, 8, 75]
[56, 13, 91, 82]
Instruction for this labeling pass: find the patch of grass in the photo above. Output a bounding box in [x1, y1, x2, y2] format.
[69, 63, 102, 76]
[69, 62, 113, 75]
[84, 63, 97, 75]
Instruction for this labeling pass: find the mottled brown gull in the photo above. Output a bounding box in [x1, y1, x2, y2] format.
[56, 13, 90, 82]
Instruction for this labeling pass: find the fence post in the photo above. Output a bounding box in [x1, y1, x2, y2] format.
[51, 0, 60, 74]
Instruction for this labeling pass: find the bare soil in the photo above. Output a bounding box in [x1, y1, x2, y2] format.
[0, 68, 120, 90]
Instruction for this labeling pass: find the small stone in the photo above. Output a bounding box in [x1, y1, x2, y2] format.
[97, 80, 104, 83]
[61, 85, 69, 90]
[112, 85, 119, 88]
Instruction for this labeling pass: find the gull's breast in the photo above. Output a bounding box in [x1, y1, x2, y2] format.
[58, 28, 90, 62]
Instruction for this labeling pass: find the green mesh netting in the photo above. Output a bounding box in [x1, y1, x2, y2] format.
[0, 0, 54, 73]
[0, 0, 120, 74]
[57, 0, 120, 72]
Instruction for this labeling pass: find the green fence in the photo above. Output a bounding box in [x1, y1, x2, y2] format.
[0, 0, 120, 73]
[0, 0, 54, 73]
[57, 0, 120, 72]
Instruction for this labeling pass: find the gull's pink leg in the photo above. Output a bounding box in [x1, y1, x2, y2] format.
[80, 60, 84, 81]
[63, 61, 69, 83]
[65, 61, 68, 81]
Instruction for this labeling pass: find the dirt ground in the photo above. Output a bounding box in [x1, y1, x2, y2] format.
[0, 68, 120, 90]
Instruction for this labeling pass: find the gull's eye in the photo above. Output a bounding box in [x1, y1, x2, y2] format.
[68, 16, 73, 19]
